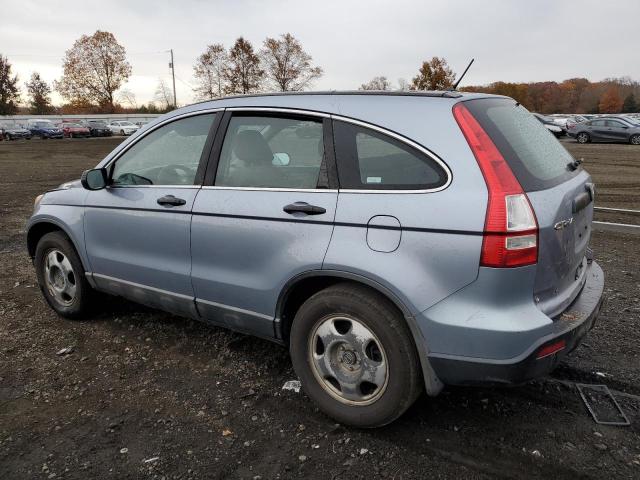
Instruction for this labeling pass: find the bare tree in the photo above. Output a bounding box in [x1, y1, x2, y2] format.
[25, 72, 53, 114]
[155, 78, 174, 111]
[359, 76, 391, 91]
[0, 55, 20, 115]
[193, 44, 229, 100]
[411, 57, 455, 91]
[118, 89, 138, 109]
[260, 33, 322, 92]
[224, 37, 263, 95]
[55, 30, 132, 112]
[397, 78, 410, 91]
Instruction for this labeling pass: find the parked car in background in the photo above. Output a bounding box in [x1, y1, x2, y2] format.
[107, 121, 139, 136]
[27, 91, 604, 427]
[84, 121, 113, 137]
[2, 123, 32, 140]
[533, 113, 565, 137]
[134, 121, 148, 128]
[568, 117, 640, 144]
[59, 122, 91, 139]
[565, 115, 588, 131]
[28, 120, 64, 139]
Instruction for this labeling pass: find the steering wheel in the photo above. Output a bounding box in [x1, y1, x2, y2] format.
[156, 164, 194, 185]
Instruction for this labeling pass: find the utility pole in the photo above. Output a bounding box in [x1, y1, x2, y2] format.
[169, 49, 177, 108]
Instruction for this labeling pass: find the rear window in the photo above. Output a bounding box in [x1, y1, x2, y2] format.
[464, 98, 577, 191]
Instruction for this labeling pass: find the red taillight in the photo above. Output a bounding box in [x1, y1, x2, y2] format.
[453, 103, 538, 268]
[536, 339, 566, 359]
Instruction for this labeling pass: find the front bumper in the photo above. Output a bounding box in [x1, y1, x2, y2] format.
[428, 260, 605, 386]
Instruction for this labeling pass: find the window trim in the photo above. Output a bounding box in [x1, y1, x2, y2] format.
[331, 115, 452, 194]
[202, 108, 337, 191]
[103, 108, 223, 188]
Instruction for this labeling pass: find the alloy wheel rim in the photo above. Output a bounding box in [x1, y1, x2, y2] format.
[44, 249, 76, 306]
[632, 136, 640, 145]
[308, 315, 388, 405]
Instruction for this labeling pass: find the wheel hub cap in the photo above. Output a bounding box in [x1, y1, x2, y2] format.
[44, 249, 76, 306]
[309, 316, 388, 405]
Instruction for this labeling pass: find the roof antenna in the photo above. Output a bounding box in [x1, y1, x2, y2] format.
[452, 58, 474, 90]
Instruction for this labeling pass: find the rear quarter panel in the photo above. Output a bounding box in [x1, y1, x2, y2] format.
[323, 96, 488, 316]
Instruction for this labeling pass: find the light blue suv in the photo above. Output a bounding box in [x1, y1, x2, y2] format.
[27, 92, 604, 427]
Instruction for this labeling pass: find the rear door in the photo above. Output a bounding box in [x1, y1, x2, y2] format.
[84, 112, 219, 316]
[605, 119, 630, 142]
[464, 98, 593, 317]
[190, 110, 338, 338]
[589, 119, 608, 141]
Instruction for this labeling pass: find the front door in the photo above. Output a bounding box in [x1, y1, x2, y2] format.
[191, 111, 337, 338]
[84, 112, 218, 316]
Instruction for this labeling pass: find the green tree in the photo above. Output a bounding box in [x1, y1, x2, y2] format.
[622, 93, 638, 113]
[0, 55, 20, 115]
[25, 72, 53, 114]
[411, 57, 455, 91]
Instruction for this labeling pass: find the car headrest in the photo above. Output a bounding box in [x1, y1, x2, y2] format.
[233, 130, 273, 166]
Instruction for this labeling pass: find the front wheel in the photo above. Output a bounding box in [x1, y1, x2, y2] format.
[577, 132, 590, 144]
[35, 231, 96, 319]
[630, 134, 640, 145]
[289, 283, 422, 428]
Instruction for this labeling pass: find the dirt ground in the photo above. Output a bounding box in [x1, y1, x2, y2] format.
[1, 137, 639, 479]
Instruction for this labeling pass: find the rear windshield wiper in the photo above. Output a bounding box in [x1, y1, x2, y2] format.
[567, 158, 583, 171]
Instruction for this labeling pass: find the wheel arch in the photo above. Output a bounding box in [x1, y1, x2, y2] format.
[27, 221, 88, 271]
[276, 269, 444, 396]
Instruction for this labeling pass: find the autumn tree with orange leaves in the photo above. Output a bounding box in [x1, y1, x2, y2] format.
[55, 30, 131, 112]
[411, 57, 455, 91]
[598, 87, 624, 113]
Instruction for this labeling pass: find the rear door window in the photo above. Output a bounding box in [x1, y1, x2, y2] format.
[333, 120, 448, 190]
[214, 115, 326, 189]
[463, 98, 578, 191]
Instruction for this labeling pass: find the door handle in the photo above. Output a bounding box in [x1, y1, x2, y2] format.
[157, 195, 186, 207]
[283, 202, 326, 215]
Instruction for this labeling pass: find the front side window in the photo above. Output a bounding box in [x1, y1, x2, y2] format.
[111, 113, 215, 186]
[333, 120, 447, 190]
[590, 120, 605, 127]
[215, 115, 325, 189]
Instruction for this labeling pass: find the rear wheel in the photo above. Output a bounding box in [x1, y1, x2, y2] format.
[35, 231, 96, 319]
[630, 134, 640, 145]
[120, 129, 125, 136]
[576, 132, 590, 144]
[289, 283, 422, 427]
[4, 133, 10, 141]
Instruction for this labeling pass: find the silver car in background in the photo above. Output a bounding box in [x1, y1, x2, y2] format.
[27, 92, 604, 427]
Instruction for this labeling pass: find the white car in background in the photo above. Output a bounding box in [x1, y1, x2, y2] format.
[107, 121, 140, 136]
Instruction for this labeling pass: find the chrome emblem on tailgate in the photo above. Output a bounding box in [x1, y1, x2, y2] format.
[554, 218, 574, 230]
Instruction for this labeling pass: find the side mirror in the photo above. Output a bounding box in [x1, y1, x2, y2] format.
[81, 168, 108, 190]
[272, 152, 290, 166]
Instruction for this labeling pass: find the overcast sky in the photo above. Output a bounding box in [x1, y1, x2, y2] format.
[3, 0, 639, 106]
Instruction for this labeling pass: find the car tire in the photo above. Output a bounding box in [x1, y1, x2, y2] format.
[4, 133, 10, 141]
[35, 231, 96, 319]
[120, 129, 125, 136]
[577, 132, 590, 144]
[289, 283, 422, 428]
[630, 134, 640, 145]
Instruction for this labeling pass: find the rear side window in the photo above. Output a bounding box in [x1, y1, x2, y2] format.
[333, 120, 447, 190]
[464, 98, 577, 191]
[215, 115, 325, 189]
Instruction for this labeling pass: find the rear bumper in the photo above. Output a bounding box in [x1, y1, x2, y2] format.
[427, 260, 605, 386]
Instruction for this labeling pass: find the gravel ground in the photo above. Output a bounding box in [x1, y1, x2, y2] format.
[1, 137, 639, 479]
